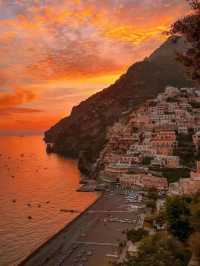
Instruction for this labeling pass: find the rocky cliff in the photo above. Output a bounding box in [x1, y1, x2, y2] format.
[44, 36, 193, 177]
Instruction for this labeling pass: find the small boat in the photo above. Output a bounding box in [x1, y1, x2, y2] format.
[60, 209, 79, 213]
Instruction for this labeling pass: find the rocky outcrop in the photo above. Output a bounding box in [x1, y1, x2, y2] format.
[44, 36, 193, 177]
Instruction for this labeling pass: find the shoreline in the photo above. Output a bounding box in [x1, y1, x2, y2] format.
[19, 192, 102, 266]
[19, 189, 144, 266]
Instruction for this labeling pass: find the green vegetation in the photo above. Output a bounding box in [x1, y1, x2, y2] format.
[166, 96, 179, 103]
[142, 156, 153, 166]
[170, 0, 200, 84]
[145, 199, 156, 211]
[149, 166, 190, 183]
[161, 167, 190, 183]
[114, 193, 200, 266]
[115, 233, 190, 266]
[147, 188, 159, 200]
[126, 229, 148, 243]
[150, 132, 199, 183]
[190, 101, 200, 109]
[165, 196, 193, 241]
[152, 208, 166, 227]
[144, 189, 159, 211]
[174, 133, 196, 168]
[165, 194, 200, 241]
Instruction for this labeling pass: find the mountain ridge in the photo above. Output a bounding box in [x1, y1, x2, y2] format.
[44, 36, 193, 176]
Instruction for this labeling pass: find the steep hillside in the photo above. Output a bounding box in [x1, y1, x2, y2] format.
[44, 36, 193, 176]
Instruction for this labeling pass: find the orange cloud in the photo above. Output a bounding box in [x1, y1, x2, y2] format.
[1, 107, 43, 114]
[0, 0, 189, 86]
[0, 0, 190, 133]
[0, 89, 37, 110]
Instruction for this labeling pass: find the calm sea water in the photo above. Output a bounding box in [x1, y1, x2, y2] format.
[0, 136, 97, 266]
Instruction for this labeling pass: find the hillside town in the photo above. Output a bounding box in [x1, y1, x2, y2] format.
[98, 86, 200, 196]
[39, 86, 200, 266]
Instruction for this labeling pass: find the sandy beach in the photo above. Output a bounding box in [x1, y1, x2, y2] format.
[20, 189, 144, 266]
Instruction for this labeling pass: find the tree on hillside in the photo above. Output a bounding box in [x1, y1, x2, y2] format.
[170, 0, 200, 84]
[165, 196, 193, 241]
[116, 233, 190, 266]
[126, 228, 148, 243]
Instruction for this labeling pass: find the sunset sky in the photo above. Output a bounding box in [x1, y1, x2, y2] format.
[0, 0, 189, 135]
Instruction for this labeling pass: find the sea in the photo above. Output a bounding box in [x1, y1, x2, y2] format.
[0, 135, 97, 266]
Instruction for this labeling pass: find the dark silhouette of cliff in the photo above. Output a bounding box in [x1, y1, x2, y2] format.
[44, 36, 193, 176]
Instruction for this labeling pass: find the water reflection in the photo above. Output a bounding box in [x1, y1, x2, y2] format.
[0, 136, 97, 266]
